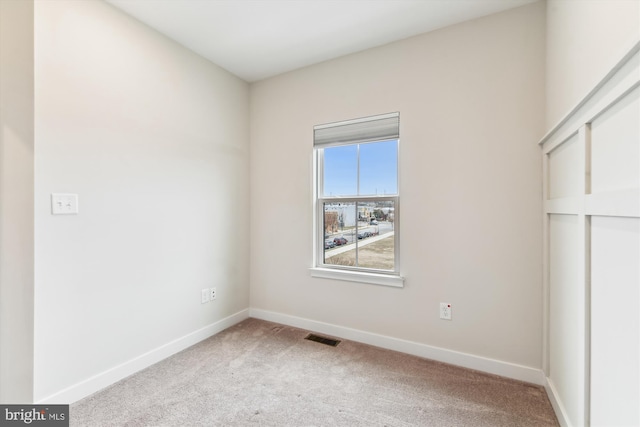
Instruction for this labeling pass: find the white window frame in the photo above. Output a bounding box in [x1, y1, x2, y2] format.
[309, 113, 404, 287]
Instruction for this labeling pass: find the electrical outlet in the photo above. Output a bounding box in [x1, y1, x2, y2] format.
[210, 287, 217, 301]
[51, 193, 79, 215]
[201, 289, 210, 304]
[440, 302, 452, 320]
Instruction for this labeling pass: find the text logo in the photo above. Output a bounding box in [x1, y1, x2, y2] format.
[1, 405, 68, 426]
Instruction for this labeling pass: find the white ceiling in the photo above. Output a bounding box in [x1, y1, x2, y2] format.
[105, 0, 538, 82]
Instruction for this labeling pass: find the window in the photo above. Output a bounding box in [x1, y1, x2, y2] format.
[312, 112, 403, 286]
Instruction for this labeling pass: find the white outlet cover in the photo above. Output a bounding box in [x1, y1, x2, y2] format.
[51, 193, 79, 215]
[201, 289, 209, 304]
[210, 288, 217, 300]
[440, 302, 452, 320]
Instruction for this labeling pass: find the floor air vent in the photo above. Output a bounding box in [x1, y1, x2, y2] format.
[305, 333, 341, 347]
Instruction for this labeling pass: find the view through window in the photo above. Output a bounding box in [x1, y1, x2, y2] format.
[315, 113, 399, 274]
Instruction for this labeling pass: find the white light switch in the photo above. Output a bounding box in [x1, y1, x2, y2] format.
[51, 193, 79, 215]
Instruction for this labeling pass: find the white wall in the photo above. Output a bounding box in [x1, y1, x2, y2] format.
[0, 0, 35, 403]
[544, 2, 640, 426]
[548, 213, 583, 425]
[250, 3, 545, 373]
[590, 216, 639, 427]
[546, 0, 640, 128]
[542, 77, 640, 426]
[33, 0, 250, 402]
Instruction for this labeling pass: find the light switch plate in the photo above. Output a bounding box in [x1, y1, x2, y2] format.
[51, 193, 79, 215]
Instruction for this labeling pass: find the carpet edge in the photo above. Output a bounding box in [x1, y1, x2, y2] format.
[249, 308, 545, 386]
[36, 309, 250, 405]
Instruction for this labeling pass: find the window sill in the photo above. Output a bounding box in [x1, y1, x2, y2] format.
[309, 267, 404, 288]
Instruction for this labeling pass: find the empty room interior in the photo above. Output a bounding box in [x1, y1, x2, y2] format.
[1, 0, 639, 425]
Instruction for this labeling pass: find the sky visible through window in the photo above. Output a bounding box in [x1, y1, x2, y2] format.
[323, 139, 398, 197]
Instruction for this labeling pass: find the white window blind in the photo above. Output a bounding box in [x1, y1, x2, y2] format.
[314, 112, 399, 148]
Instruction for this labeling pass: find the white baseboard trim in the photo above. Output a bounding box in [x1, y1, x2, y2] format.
[544, 377, 570, 427]
[249, 308, 545, 386]
[37, 309, 250, 404]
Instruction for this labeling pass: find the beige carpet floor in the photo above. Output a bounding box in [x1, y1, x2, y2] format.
[71, 318, 558, 426]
